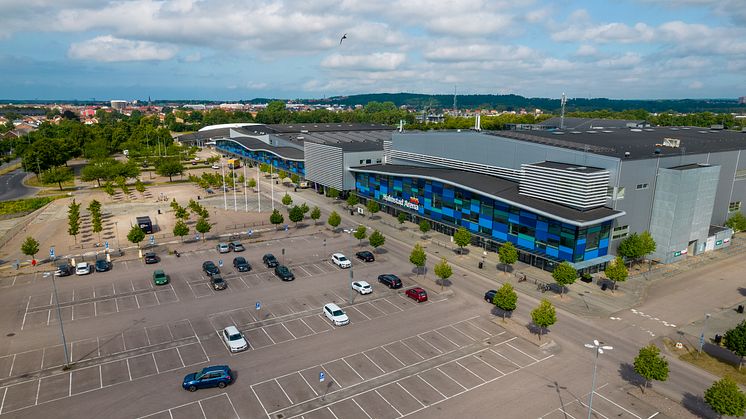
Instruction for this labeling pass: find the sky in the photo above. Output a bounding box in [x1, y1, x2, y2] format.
[0, 0, 745, 101]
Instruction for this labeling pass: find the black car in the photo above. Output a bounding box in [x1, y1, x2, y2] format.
[263, 254, 279, 268]
[233, 257, 251, 272]
[54, 264, 74, 277]
[210, 274, 227, 290]
[144, 252, 159, 264]
[484, 289, 497, 303]
[202, 261, 220, 276]
[378, 274, 402, 289]
[355, 251, 375, 262]
[274, 265, 295, 281]
[95, 259, 111, 272]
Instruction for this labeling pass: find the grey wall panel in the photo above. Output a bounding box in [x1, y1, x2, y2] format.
[344, 151, 384, 190]
[304, 142, 344, 190]
[707, 150, 740, 224]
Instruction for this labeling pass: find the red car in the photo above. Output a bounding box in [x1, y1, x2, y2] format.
[405, 287, 428, 302]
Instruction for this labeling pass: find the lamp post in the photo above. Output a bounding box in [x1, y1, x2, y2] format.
[584, 339, 612, 419]
[698, 313, 711, 355]
[51, 274, 70, 369]
[221, 162, 227, 210]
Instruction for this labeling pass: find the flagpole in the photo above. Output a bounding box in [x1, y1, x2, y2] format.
[244, 164, 248, 212]
[221, 162, 227, 210]
[257, 163, 261, 213]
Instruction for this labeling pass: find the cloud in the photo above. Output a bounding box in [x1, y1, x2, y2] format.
[688, 80, 703, 89]
[574, 44, 598, 57]
[552, 22, 655, 43]
[320, 52, 406, 71]
[68, 35, 177, 62]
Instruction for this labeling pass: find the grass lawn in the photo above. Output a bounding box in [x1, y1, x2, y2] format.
[0, 196, 64, 216]
[24, 174, 75, 189]
[663, 337, 746, 385]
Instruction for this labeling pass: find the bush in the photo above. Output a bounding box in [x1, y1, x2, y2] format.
[0, 196, 59, 216]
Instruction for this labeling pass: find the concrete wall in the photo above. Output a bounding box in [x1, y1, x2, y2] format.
[343, 151, 384, 190]
[304, 143, 344, 190]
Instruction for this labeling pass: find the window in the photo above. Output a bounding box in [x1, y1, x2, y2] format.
[366, 159, 372, 164]
[636, 183, 648, 190]
[612, 225, 629, 240]
[359, 160, 364, 164]
[616, 187, 625, 200]
[729, 201, 742, 212]
[376, 159, 381, 163]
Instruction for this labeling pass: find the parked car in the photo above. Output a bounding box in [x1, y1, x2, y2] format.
[378, 274, 402, 289]
[75, 262, 92, 275]
[331, 253, 352, 268]
[351, 281, 372, 295]
[222, 326, 248, 353]
[355, 251, 375, 262]
[262, 254, 278, 268]
[54, 264, 74, 277]
[216, 243, 230, 254]
[94, 259, 111, 272]
[144, 252, 159, 264]
[229, 241, 245, 252]
[323, 303, 349, 326]
[202, 261, 220, 276]
[211, 164, 220, 170]
[484, 289, 497, 303]
[233, 257, 251, 272]
[182, 365, 233, 391]
[153, 269, 169, 286]
[210, 274, 227, 290]
[274, 265, 295, 281]
[406, 287, 428, 303]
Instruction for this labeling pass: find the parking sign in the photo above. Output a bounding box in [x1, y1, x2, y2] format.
[49, 246, 55, 258]
[319, 371, 325, 382]
[248, 229, 253, 237]
[218, 259, 223, 267]
[150, 235, 155, 245]
[105, 241, 109, 250]
[255, 301, 261, 310]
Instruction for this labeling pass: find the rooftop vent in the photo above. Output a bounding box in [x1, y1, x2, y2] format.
[571, 131, 582, 134]
[300, 130, 308, 133]
[654, 148, 661, 154]
[644, 128, 655, 132]
[662, 138, 680, 148]
[296, 136, 304, 140]
[624, 151, 631, 158]
[631, 129, 642, 132]
[586, 130, 597, 133]
[602, 130, 613, 133]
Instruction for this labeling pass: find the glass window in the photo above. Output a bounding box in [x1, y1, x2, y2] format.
[366, 159, 371, 164]
[585, 231, 600, 250]
[636, 183, 648, 190]
[729, 201, 742, 212]
[612, 225, 629, 240]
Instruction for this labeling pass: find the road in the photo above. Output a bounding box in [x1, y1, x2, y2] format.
[0, 168, 34, 201]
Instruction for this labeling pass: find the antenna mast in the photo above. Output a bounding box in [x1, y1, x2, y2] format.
[560, 92, 567, 130]
[453, 86, 457, 115]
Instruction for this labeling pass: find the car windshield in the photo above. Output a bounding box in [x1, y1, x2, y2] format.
[332, 310, 344, 316]
[362, 284, 371, 289]
[213, 277, 224, 283]
[229, 333, 242, 341]
[338, 256, 347, 261]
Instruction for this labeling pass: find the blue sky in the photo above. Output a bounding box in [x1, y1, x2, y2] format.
[1, 0, 745, 101]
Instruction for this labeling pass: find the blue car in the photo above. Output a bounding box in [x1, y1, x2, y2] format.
[182, 365, 233, 392]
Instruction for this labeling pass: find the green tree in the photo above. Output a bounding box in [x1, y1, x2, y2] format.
[41, 166, 73, 190]
[282, 193, 293, 206]
[247, 177, 257, 189]
[725, 212, 746, 232]
[353, 225, 367, 244]
[369, 230, 385, 251]
[21, 236, 40, 261]
[633, 344, 669, 393]
[103, 182, 116, 198]
[552, 261, 577, 298]
[434, 257, 453, 290]
[87, 199, 101, 215]
[155, 158, 184, 181]
[604, 256, 628, 291]
[346, 194, 359, 208]
[397, 212, 407, 226]
[410, 243, 427, 275]
[310, 206, 321, 224]
[724, 320, 746, 370]
[531, 299, 556, 340]
[92, 214, 103, 242]
[300, 202, 309, 214]
[134, 179, 146, 195]
[493, 283, 518, 320]
[117, 176, 130, 195]
[618, 233, 644, 262]
[498, 242, 518, 273]
[639, 230, 656, 261]
[326, 187, 340, 199]
[127, 225, 146, 248]
[419, 220, 431, 235]
[453, 227, 472, 255]
[195, 217, 211, 242]
[270, 209, 284, 227]
[366, 200, 380, 217]
[327, 211, 341, 229]
[67, 199, 81, 243]
[174, 205, 189, 220]
[704, 377, 746, 417]
[173, 219, 189, 242]
[288, 205, 304, 226]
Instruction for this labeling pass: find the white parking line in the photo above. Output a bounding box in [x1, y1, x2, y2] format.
[397, 382, 425, 407]
[378, 297, 404, 312]
[375, 389, 402, 416]
[436, 367, 467, 390]
[351, 306, 371, 321]
[297, 265, 312, 277]
[454, 360, 484, 384]
[251, 385, 271, 419]
[197, 399, 208, 419]
[34, 379, 41, 405]
[363, 352, 386, 374]
[276, 378, 294, 403]
[351, 398, 373, 419]
[281, 323, 297, 339]
[0, 386, 7, 415]
[400, 340, 426, 360]
[261, 327, 276, 345]
[21, 297, 30, 330]
[380, 346, 406, 366]
[472, 353, 504, 375]
[593, 390, 643, 418]
[417, 335, 443, 353]
[342, 358, 364, 381]
[298, 371, 319, 396]
[489, 348, 523, 369]
[416, 374, 446, 398]
[506, 342, 539, 362]
[433, 329, 460, 348]
[8, 354, 16, 377]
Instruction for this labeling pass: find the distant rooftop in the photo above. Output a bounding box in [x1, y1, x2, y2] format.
[539, 117, 647, 130]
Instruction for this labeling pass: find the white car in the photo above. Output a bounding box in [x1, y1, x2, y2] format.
[75, 262, 91, 275]
[323, 303, 349, 326]
[352, 281, 372, 295]
[216, 243, 230, 253]
[211, 164, 220, 169]
[331, 253, 352, 268]
[222, 326, 248, 353]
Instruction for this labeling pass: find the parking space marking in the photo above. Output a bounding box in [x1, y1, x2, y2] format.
[342, 359, 364, 382]
[435, 367, 467, 390]
[399, 340, 425, 360]
[397, 382, 425, 408]
[454, 360, 484, 383]
[380, 346, 406, 366]
[506, 342, 539, 362]
[0, 387, 7, 415]
[137, 393, 239, 419]
[296, 265, 312, 277]
[417, 334, 444, 354]
[261, 327, 276, 345]
[375, 389, 402, 416]
[362, 352, 386, 374]
[489, 348, 523, 369]
[20, 297, 30, 330]
[378, 297, 404, 312]
[352, 398, 373, 419]
[592, 389, 643, 419]
[281, 323, 297, 339]
[416, 374, 446, 399]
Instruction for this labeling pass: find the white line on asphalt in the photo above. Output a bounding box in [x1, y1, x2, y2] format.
[455, 360, 484, 383]
[261, 327, 276, 345]
[555, 408, 578, 419]
[126, 358, 132, 381]
[342, 358, 365, 381]
[68, 370, 72, 397]
[276, 378, 294, 403]
[152, 353, 160, 374]
[224, 393, 240, 419]
[472, 353, 505, 375]
[297, 265, 312, 277]
[7, 354, 16, 377]
[175, 346, 186, 368]
[397, 381, 426, 407]
[250, 385, 271, 419]
[467, 321, 495, 339]
[0, 387, 7, 415]
[49, 293, 53, 306]
[380, 345, 406, 366]
[135, 294, 141, 309]
[281, 322, 297, 339]
[298, 317, 314, 333]
[379, 297, 404, 312]
[34, 377, 41, 405]
[351, 397, 373, 419]
[21, 296, 30, 330]
[362, 352, 386, 374]
[350, 306, 371, 320]
[400, 340, 426, 360]
[416, 374, 446, 399]
[489, 348, 523, 369]
[506, 342, 539, 362]
[417, 334, 443, 354]
[197, 399, 208, 419]
[114, 296, 119, 313]
[298, 371, 318, 396]
[375, 389, 402, 416]
[326, 406, 340, 419]
[436, 367, 467, 390]
[593, 390, 643, 419]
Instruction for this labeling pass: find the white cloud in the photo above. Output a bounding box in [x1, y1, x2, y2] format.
[552, 22, 655, 43]
[68, 35, 177, 62]
[688, 80, 703, 89]
[320, 52, 406, 71]
[574, 44, 597, 57]
[246, 81, 268, 89]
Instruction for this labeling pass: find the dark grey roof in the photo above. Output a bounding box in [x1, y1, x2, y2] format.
[349, 164, 623, 226]
[217, 137, 304, 160]
[494, 127, 746, 160]
[177, 128, 231, 143]
[530, 161, 606, 174]
[539, 117, 646, 129]
[669, 163, 709, 171]
[265, 123, 392, 133]
[233, 125, 390, 152]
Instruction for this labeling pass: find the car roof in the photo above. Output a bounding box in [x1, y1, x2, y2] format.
[264, 253, 275, 257]
[202, 365, 230, 373]
[76, 262, 87, 267]
[332, 253, 345, 257]
[411, 287, 426, 292]
[145, 252, 155, 256]
[324, 302, 341, 310]
[357, 250, 371, 254]
[154, 269, 164, 274]
[234, 256, 246, 262]
[231, 241, 242, 245]
[356, 280, 370, 286]
[224, 325, 240, 334]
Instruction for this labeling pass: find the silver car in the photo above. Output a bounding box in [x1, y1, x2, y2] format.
[216, 243, 230, 253]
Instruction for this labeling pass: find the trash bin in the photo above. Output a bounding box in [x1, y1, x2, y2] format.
[739, 305, 744, 314]
[601, 283, 608, 291]
[478, 261, 483, 269]
[157, 209, 161, 214]
[715, 334, 722, 344]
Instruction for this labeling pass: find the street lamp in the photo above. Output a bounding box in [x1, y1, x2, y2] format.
[584, 339, 613, 419]
[51, 274, 70, 369]
[698, 313, 711, 355]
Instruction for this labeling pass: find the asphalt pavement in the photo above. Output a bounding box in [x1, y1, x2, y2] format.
[0, 169, 34, 201]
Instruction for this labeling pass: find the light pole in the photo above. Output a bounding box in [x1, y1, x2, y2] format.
[221, 162, 227, 210]
[349, 269, 354, 304]
[584, 339, 612, 419]
[256, 163, 261, 213]
[698, 313, 711, 355]
[51, 274, 70, 369]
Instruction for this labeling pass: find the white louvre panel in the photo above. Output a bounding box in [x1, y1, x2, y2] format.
[390, 149, 521, 181]
[383, 140, 392, 164]
[519, 163, 609, 210]
[304, 142, 344, 190]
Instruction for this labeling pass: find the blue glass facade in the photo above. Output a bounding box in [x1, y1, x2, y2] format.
[355, 172, 612, 264]
[217, 142, 305, 176]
